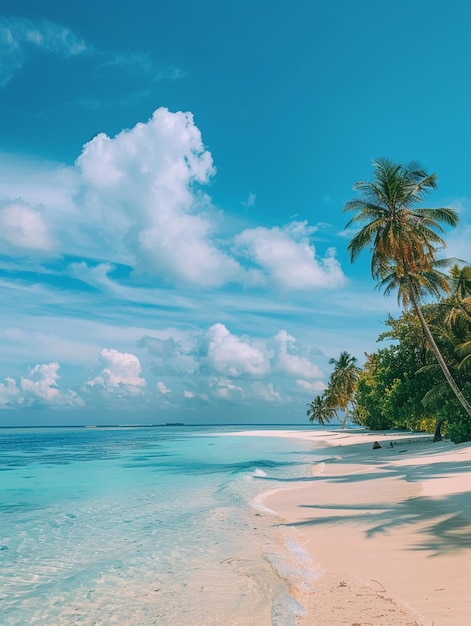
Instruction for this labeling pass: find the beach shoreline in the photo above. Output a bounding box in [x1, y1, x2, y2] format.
[231, 429, 471, 625]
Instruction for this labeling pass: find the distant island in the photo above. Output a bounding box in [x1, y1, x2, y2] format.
[164, 422, 185, 426]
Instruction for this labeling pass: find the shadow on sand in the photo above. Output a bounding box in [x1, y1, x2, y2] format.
[275, 448, 471, 556]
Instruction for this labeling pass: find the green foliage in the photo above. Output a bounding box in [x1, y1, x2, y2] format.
[306, 394, 335, 426]
[310, 288, 471, 441]
[354, 300, 471, 442]
[343, 158, 458, 288]
[307, 351, 360, 428]
[353, 343, 437, 432]
[325, 351, 361, 427]
[447, 420, 471, 444]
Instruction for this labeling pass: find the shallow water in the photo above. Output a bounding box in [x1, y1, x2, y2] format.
[0, 425, 327, 625]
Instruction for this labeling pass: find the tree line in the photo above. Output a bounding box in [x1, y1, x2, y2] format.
[307, 159, 471, 443]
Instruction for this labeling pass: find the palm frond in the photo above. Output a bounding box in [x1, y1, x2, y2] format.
[421, 380, 450, 407]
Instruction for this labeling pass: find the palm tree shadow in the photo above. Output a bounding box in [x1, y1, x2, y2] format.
[275, 458, 471, 556]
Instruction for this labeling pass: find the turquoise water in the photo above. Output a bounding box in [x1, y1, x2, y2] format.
[0, 425, 328, 625]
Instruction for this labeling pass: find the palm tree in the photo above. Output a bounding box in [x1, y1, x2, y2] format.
[325, 351, 361, 427]
[343, 158, 471, 419]
[450, 264, 471, 301]
[307, 352, 361, 427]
[306, 394, 335, 426]
[444, 265, 471, 374]
[444, 265, 471, 330]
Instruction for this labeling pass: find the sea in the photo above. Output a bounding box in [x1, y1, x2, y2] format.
[0, 424, 332, 626]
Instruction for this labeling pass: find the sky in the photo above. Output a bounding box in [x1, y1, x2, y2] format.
[0, 0, 470, 426]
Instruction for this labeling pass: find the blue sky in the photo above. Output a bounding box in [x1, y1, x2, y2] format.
[0, 0, 470, 425]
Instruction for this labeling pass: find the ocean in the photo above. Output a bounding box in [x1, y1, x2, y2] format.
[0, 424, 330, 625]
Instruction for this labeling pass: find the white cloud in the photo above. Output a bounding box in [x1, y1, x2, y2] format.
[192, 325, 327, 405]
[0, 362, 82, 408]
[85, 348, 146, 395]
[0, 17, 92, 86]
[234, 221, 346, 289]
[69, 261, 200, 309]
[210, 377, 244, 399]
[241, 192, 256, 208]
[75, 107, 241, 286]
[295, 379, 326, 393]
[157, 381, 171, 394]
[271, 330, 324, 379]
[0, 201, 54, 252]
[184, 390, 196, 398]
[251, 381, 281, 402]
[0, 154, 79, 222]
[202, 323, 270, 377]
[21, 362, 62, 403]
[0, 377, 21, 407]
[0, 110, 349, 293]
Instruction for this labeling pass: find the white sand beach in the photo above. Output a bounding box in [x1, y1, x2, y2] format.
[241, 430, 471, 625]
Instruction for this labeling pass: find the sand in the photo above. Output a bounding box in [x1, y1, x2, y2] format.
[242, 429, 471, 625]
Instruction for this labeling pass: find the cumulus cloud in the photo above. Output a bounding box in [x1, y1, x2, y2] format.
[21, 362, 63, 404]
[0, 377, 21, 407]
[271, 330, 324, 379]
[210, 377, 244, 399]
[197, 323, 324, 375]
[0, 16, 92, 86]
[234, 221, 345, 289]
[75, 107, 241, 286]
[0, 319, 328, 412]
[157, 381, 171, 394]
[0, 201, 54, 253]
[194, 324, 326, 403]
[185, 324, 328, 406]
[0, 363, 82, 408]
[85, 348, 146, 395]
[0, 109, 348, 293]
[201, 323, 270, 378]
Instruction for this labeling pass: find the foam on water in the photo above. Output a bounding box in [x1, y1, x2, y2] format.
[0, 425, 326, 625]
[252, 468, 269, 477]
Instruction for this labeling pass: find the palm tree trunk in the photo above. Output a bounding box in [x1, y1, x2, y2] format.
[433, 416, 447, 442]
[408, 286, 471, 418]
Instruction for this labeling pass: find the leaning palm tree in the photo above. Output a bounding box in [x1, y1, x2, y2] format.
[325, 351, 361, 427]
[306, 394, 335, 426]
[343, 158, 471, 418]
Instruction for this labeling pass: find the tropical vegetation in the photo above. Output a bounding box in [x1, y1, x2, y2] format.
[307, 351, 360, 428]
[307, 159, 471, 443]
